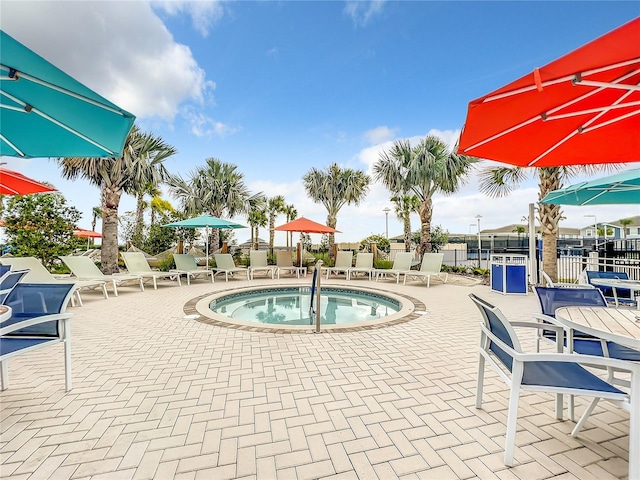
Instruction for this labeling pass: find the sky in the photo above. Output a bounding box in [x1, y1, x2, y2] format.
[1, 1, 639, 246]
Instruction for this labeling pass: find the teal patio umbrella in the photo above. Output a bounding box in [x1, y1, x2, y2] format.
[164, 215, 247, 268]
[540, 168, 640, 206]
[0, 30, 135, 158]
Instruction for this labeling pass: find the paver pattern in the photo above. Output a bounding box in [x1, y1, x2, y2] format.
[0, 275, 630, 479]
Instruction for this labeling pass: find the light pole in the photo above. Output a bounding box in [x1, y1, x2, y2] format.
[383, 207, 391, 239]
[584, 214, 597, 242]
[475, 214, 482, 267]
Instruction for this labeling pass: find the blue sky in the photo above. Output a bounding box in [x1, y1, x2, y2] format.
[2, 1, 639, 245]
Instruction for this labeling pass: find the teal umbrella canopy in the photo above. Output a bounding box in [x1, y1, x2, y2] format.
[540, 168, 640, 205]
[0, 30, 135, 158]
[164, 215, 247, 268]
[164, 215, 247, 229]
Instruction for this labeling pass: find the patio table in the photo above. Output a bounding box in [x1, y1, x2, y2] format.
[0, 305, 10, 322]
[555, 305, 640, 479]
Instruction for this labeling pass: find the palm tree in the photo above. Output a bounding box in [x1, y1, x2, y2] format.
[375, 135, 477, 258]
[303, 163, 370, 258]
[132, 182, 162, 245]
[266, 195, 286, 254]
[619, 218, 633, 239]
[248, 206, 268, 249]
[58, 126, 176, 274]
[168, 158, 258, 252]
[150, 197, 174, 225]
[282, 203, 298, 248]
[391, 194, 420, 252]
[90, 206, 102, 233]
[479, 165, 607, 282]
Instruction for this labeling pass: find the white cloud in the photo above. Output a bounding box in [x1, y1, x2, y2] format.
[344, 0, 386, 27]
[362, 126, 398, 145]
[153, 0, 225, 37]
[1, 1, 214, 122]
[182, 108, 241, 138]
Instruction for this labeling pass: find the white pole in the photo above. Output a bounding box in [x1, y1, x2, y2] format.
[206, 226, 210, 269]
[528, 203, 538, 285]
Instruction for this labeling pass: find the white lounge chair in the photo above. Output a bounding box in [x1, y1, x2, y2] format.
[120, 252, 181, 289]
[248, 251, 277, 280]
[322, 251, 353, 280]
[0, 257, 108, 305]
[171, 254, 213, 285]
[276, 251, 306, 279]
[403, 252, 448, 287]
[212, 254, 249, 282]
[60, 255, 144, 295]
[374, 252, 414, 284]
[346, 253, 374, 281]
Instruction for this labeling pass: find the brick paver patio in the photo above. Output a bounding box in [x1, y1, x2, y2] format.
[0, 275, 630, 479]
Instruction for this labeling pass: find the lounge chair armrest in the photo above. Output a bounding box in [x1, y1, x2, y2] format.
[0, 313, 72, 336]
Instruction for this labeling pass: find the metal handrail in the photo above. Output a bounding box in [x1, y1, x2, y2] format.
[312, 260, 323, 333]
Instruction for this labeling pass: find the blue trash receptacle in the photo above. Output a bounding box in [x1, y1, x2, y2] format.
[490, 254, 528, 295]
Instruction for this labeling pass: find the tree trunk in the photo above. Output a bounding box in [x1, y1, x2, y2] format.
[418, 198, 433, 258]
[403, 215, 411, 252]
[327, 214, 337, 261]
[101, 186, 122, 274]
[538, 168, 562, 282]
[269, 214, 275, 255]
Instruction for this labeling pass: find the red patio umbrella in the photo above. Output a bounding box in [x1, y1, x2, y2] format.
[457, 17, 640, 167]
[0, 167, 57, 195]
[274, 217, 340, 234]
[274, 217, 340, 265]
[73, 227, 101, 249]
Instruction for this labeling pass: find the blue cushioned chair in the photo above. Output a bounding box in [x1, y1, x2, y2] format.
[0, 269, 30, 303]
[470, 293, 638, 475]
[1, 283, 75, 391]
[534, 286, 640, 361]
[586, 270, 635, 305]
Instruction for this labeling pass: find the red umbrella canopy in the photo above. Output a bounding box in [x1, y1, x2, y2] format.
[73, 228, 101, 238]
[0, 167, 57, 195]
[274, 217, 340, 234]
[457, 17, 640, 167]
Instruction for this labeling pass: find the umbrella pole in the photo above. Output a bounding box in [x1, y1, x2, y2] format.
[528, 203, 538, 286]
[206, 226, 210, 269]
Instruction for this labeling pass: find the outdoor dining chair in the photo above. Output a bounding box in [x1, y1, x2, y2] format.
[0, 269, 29, 303]
[586, 270, 635, 306]
[469, 293, 638, 475]
[403, 252, 448, 287]
[1, 283, 76, 391]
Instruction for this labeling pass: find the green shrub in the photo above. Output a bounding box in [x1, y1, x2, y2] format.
[157, 256, 176, 272]
[374, 259, 393, 269]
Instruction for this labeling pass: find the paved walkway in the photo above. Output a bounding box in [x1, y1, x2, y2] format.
[0, 275, 630, 479]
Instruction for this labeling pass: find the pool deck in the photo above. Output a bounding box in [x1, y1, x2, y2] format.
[0, 274, 631, 479]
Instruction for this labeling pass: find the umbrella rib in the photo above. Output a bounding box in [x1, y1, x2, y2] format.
[0, 133, 26, 157]
[0, 89, 116, 156]
[483, 58, 640, 102]
[0, 64, 126, 116]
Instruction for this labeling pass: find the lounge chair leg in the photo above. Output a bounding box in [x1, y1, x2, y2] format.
[101, 284, 109, 299]
[112, 280, 119, 297]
